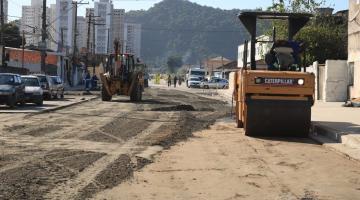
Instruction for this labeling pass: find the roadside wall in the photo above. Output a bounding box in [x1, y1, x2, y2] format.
[348, 0, 360, 98]
[5, 47, 60, 75]
[350, 61, 360, 98]
[324, 60, 349, 102]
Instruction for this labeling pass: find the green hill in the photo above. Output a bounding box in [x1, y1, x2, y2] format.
[125, 0, 250, 66]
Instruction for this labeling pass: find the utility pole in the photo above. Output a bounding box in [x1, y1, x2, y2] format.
[73, 1, 89, 58]
[72, 2, 78, 58]
[86, 14, 102, 71]
[90, 18, 105, 73]
[22, 31, 25, 68]
[0, 0, 5, 67]
[70, 1, 88, 86]
[86, 14, 92, 56]
[40, 0, 47, 73]
[107, 28, 110, 55]
[60, 28, 64, 81]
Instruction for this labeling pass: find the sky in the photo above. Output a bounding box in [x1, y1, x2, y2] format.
[8, 0, 349, 21]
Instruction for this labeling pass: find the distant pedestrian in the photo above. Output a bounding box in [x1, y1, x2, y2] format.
[167, 75, 172, 87]
[91, 74, 98, 90]
[85, 71, 91, 92]
[174, 76, 178, 88]
[178, 77, 182, 86]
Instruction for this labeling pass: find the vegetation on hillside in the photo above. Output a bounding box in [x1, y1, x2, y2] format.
[125, 0, 249, 67]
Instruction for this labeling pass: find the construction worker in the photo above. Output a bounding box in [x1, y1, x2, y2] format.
[168, 75, 172, 87]
[174, 76, 178, 88]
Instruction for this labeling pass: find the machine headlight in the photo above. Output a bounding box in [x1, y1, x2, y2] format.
[297, 79, 305, 85]
[255, 78, 262, 84]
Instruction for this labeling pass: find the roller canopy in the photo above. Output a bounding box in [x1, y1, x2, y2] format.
[238, 11, 312, 40]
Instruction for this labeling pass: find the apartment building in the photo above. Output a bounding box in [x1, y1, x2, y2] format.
[124, 23, 141, 58]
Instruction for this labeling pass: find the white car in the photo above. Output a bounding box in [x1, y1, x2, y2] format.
[200, 78, 229, 89]
[187, 77, 202, 88]
[21, 75, 44, 106]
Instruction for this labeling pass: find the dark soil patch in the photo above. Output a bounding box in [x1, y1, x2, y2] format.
[156, 94, 188, 98]
[24, 125, 63, 137]
[100, 114, 154, 141]
[151, 104, 196, 111]
[3, 124, 28, 133]
[44, 149, 106, 172]
[76, 154, 133, 199]
[80, 131, 119, 143]
[0, 154, 20, 168]
[141, 110, 228, 149]
[0, 149, 105, 200]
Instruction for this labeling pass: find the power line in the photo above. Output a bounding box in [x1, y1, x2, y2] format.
[140, 27, 244, 33]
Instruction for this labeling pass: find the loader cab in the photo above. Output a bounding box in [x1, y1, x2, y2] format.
[107, 53, 136, 81]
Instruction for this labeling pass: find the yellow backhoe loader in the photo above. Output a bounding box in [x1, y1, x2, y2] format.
[100, 41, 144, 102]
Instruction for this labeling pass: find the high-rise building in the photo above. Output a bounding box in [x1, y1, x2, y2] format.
[48, 4, 57, 51]
[111, 9, 125, 53]
[76, 16, 87, 52]
[55, 0, 75, 53]
[124, 23, 141, 58]
[1, 0, 8, 23]
[21, 0, 45, 47]
[94, 0, 113, 55]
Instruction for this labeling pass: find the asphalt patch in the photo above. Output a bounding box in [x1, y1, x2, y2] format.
[151, 104, 196, 111]
[0, 149, 105, 200]
[76, 154, 133, 199]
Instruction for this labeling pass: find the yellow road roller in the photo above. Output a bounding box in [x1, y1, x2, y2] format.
[234, 12, 315, 137]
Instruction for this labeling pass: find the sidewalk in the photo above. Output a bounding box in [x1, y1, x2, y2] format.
[311, 102, 360, 162]
[64, 84, 101, 96]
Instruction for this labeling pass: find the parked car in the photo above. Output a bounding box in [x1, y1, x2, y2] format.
[33, 74, 55, 100]
[21, 75, 43, 106]
[187, 77, 202, 88]
[0, 73, 25, 108]
[50, 76, 64, 99]
[200, 78, 229, 89]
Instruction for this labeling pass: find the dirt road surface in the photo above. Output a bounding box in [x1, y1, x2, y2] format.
[1, 87, 360, 200]
[0, 88, 228, 200]
[94, 118, 360, 200]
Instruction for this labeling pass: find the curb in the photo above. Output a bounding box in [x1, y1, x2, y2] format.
[26, 96, 99, 116]
[311, 122, 342, 142]
[310, 123, 360, 163]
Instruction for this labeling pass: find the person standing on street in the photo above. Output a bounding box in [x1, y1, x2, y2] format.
[174, 76, 178, 88]
[168, 75, 172, 87]
[85, 71, 91, 92]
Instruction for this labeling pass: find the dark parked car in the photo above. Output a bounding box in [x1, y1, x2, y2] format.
[50, 76, 64, 99]
[0, 73, 25, 107]
[21, 75, 43, 105]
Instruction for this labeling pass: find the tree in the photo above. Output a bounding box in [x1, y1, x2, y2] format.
[267, 0, 347, 65]
[268, 0, 326, 13]
[2, 23, 23, 48]
[167, 56, 183, 73]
